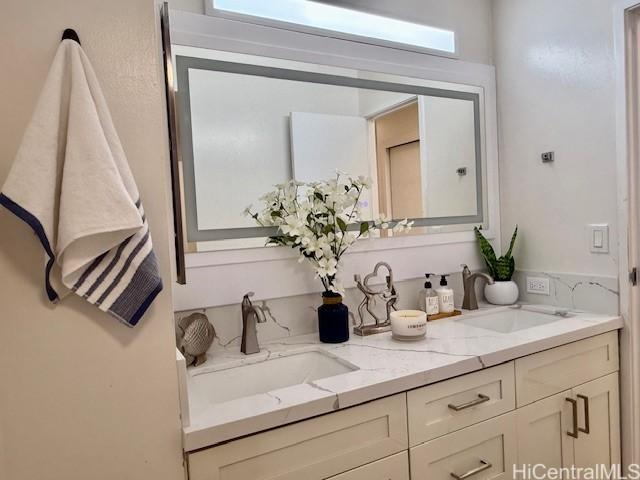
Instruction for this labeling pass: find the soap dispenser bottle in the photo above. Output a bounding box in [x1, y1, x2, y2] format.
[437, 274, 455, 313]
[418, 274, 440, 316]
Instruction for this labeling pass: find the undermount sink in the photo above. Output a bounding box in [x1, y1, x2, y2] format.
[188, 351, 358, 406]
[457, 307, 570, 333]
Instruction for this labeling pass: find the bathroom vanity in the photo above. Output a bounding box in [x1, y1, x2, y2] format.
[178, 305, 622, 480]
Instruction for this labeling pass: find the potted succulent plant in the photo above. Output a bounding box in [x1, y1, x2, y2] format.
[246, 172, 412, 343]
[474, 225, 519, 305]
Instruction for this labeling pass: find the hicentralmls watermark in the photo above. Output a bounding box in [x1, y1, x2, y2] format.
[513, 464, 640, 479]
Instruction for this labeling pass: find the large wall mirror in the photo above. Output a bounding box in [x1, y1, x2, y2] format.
[173, 45, 488, 252]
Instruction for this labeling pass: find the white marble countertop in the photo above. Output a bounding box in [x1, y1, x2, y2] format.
[181, 304, 622, 451]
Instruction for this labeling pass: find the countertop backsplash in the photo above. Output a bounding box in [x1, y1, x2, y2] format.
[513, 270, 619, 315]
[174, 270, 619, 352]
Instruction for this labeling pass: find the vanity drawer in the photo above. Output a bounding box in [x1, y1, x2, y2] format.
[410, 412, 517, 480]
[407, 362, 515, 446]
[515, 331, 618, 407]
[326, 452, 409, 480]
[187, 393, 408, 480]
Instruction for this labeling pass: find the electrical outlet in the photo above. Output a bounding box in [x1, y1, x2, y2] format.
[526, 276, 550, 295]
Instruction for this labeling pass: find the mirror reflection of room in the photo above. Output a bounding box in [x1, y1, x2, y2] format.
[175, 50, 484, 250]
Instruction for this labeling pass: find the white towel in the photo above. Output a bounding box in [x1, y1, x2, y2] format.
[0, 38, 162, 327]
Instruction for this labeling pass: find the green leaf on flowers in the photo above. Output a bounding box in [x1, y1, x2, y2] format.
[267, 236, 283, 245]
[360, 222, 369, 235]
[336, 217, 347, 232]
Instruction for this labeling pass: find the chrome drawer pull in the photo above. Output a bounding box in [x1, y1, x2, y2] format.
[448, 394, 490, 411]
[450, 459, 492, 479]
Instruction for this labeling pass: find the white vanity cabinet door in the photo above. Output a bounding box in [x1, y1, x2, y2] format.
[572, 373, 620, 469]
[187, 394, 408, 480]
[515, 332, 618, 407]
[516, 373, 621, 474]
[409, 412, 517, 480]
[516, 390, 575, 470]
[407, 362, 515, 446]
[326, 452, 409, 480]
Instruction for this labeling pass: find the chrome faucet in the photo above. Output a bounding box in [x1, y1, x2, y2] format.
[241, 292, 267, 355]
[461, 264, 495, 310]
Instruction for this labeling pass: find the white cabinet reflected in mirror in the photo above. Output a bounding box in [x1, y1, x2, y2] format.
[173, 46, 487, 251]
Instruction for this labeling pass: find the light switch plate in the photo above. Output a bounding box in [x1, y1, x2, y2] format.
[526, 276, 550, 295]
[589, 224, 609, 253]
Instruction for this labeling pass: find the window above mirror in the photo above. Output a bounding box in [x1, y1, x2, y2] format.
[205, 0, 456, 56]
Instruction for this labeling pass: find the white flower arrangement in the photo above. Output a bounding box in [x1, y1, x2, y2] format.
[245, 172, 413, 294]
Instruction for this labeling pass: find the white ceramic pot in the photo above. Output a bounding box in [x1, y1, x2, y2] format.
[484, 280, 519, 305]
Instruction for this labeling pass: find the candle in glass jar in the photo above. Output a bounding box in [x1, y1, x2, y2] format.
[390, 310, 427, 341]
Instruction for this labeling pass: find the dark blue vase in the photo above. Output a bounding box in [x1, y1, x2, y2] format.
[318, 292, 349, 343]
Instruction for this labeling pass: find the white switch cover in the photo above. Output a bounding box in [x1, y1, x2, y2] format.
[526, 276, 550, 295]
[589, 224, 609, 253]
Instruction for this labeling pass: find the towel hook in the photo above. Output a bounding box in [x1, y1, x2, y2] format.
[61, 28, 81, 45]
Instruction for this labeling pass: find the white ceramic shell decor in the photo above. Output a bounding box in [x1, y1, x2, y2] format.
[176, 312, 216, 366]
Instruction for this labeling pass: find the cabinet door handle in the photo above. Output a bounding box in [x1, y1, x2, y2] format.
[566, 397, 579, 438]
[448, 394, 490, 411]
[450, 459, 492, 480]
[577, 394, 590, 434]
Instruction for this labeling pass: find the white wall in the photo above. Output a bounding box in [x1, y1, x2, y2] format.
[421, 96, 477, 218]
[0, 1, 184, 479]
[168, 0, 494, 65]
[169, 0, 205, 14]
[357, 89, 414, 117]
[492, 0, 619, 277]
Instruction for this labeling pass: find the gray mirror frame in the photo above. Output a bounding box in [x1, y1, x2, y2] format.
[176, 55, 484, 242]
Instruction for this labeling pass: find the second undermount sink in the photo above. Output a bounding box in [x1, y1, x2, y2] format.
[457, 307, 570, 333]
[188, 351, 358, 406]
